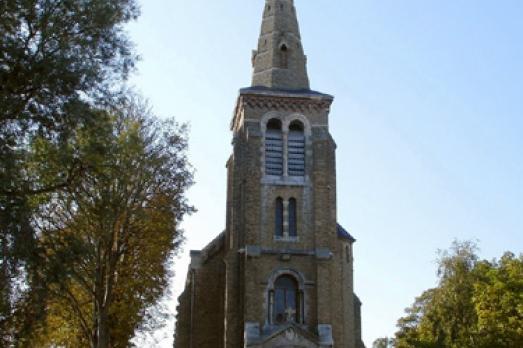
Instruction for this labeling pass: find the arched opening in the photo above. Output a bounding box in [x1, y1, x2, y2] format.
[275, 197, 284, 237]
[267, 118, 282, 131]
[279, 44, 288, 69]
[288, 198, 297, 237]
[270, 275, 302, 324]
[265, 118, 283, 176]
[289, 120, 304, 132]
[288, 120, 305, 176]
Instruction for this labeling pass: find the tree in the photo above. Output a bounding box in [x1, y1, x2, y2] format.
[0, 0, 138, 342]
[0, 0, 139, 194]
[373, 337, 395, 348]
[23, 102, 193, 348]
[394, 241, 523, 348]
[0, 0, 138, 144]
[473, 253, 523, 347]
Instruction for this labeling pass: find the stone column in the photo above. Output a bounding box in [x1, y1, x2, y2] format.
[282, 129, 289, 178]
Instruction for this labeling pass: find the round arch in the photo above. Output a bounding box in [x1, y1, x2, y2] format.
[282, 113, 311, 136]
[266, 268, 306, 325]
[260, 112, 284, 134]
[266, 268, 306, 291]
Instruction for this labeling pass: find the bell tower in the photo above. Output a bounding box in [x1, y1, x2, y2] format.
[174, 1, 365, 348]
[223, 1, 362, 347]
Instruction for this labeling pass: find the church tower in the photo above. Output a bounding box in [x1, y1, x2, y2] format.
[175, 1, 364, 347]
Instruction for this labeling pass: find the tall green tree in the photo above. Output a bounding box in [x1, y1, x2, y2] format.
[0, 0, 138, 342]
[394, 241, 523, 348]
[23, 102, 194, 348]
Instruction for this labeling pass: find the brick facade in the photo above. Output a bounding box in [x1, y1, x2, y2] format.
[174, 1, 365, 347]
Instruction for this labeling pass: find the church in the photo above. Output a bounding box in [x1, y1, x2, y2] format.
[174, 1, 365, 347]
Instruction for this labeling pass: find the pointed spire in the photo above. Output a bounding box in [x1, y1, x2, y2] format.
[251, 0, 310, 90]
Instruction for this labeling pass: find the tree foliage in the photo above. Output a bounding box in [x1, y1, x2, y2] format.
[373, 337, 395, 348]
[1, 0, 138, 344]
[0, 0, 139, 195]
[21, 102, 194, 348]
[394, 241, 523, 348]
[473, 253, 523, 347]
[1, 1, 196, 346]
[0, 0, 138, 145]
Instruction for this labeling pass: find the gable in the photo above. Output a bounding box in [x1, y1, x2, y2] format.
[261, 326, 319, 348]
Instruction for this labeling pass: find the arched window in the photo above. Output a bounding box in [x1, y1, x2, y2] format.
[275, 198, 284, 237]
[265, 119, 283, 176]
[288, 198, 297, 237]
[288, 121, 305, 176]
[270, 275, 302, 324]
[279, 44, 288, 69]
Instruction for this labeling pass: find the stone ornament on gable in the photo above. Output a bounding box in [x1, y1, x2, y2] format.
[285, 327, 297, 341]
[284, 307, 296, 322]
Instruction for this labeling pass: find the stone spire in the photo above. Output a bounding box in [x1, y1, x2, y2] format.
[251, 0, 310, 90]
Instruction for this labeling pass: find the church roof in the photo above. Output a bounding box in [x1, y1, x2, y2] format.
[337, 223, 356, 243]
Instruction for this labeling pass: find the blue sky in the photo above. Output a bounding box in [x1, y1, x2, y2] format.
[127, 1, 523, 346]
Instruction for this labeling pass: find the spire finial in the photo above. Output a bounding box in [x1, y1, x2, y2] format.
[251, 0, 310, 90]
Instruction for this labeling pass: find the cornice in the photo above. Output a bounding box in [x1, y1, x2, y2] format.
[231, 88, 334, 131]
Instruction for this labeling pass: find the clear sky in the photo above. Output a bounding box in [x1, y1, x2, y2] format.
[127, 1, 523, 346]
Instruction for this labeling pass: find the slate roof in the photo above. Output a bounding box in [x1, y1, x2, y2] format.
[337, 223, 356, 243]
[240, 86, 333, 99]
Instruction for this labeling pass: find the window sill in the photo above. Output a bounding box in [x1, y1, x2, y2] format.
[274, 236, 299, 243]
[262, 175, 307, 187]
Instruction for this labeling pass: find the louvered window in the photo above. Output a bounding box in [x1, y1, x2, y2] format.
[288, 121, 305, 176]
[265, 119, 283, 176]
